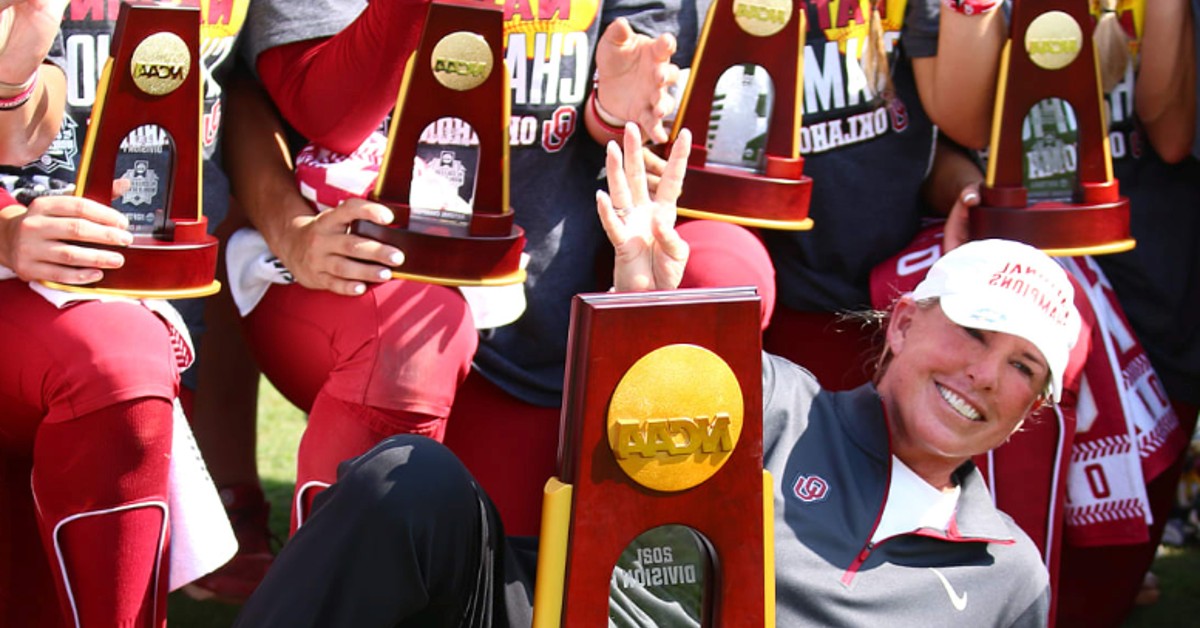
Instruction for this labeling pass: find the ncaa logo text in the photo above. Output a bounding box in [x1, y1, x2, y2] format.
[792, 474, 830, 503]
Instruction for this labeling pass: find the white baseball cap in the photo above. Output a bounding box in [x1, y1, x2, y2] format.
[912, 239, 1081, 403]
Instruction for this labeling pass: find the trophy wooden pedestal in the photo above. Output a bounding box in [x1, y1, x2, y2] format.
[973, 0, 1135, 256]
[45, 2, 219, 299]
[670, 0, 812, 231]
[532, 287, 773, 627]
[348, 0, 525, 287]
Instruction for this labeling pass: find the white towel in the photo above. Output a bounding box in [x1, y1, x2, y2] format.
[167, 399, 239, 589]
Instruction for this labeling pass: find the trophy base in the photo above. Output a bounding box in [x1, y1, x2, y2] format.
[351, 211, 527, 287]
[969, 198, 1136, 257]
[677, 164, 813, 231]
[43, 232, 221, 299]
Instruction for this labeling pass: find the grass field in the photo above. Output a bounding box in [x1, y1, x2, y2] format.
[167, 379, 303, 628]
[166, 378, 1200, 627]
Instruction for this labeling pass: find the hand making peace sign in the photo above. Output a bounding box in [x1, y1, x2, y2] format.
[596, 124, 691, 293]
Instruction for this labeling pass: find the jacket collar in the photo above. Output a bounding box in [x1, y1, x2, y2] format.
[832, 384, 1017, 544]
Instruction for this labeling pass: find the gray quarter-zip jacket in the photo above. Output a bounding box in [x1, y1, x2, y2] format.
[763, 354, 1050, 627]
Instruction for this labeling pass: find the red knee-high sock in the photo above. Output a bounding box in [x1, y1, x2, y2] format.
[32, 398, 172, 628]
[292, 393, 445, 533]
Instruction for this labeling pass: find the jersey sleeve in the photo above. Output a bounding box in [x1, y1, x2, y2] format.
[900, 0, 941, 59]
[600, 0, 683, 40]
[245, 0, 428, 154]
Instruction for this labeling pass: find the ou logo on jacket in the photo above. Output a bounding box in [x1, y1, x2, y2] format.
[792, 474, 830, 503]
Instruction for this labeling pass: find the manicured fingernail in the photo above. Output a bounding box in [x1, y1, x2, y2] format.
[117, 231, 134, 246]
[388, 251, 404, 266]
[962, 192, 979, 204]
[380, 209, 395, 224]
[377, 268, 391, 280]
[352, 283, 366, 295]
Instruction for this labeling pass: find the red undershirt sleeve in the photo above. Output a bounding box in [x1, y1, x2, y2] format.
[0, 188, 17, 209]
[255, 0, 431, 154]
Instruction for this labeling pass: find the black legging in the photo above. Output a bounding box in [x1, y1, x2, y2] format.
[234, 435, 537, 627]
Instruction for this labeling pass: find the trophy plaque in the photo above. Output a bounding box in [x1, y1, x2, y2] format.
[44, 2, 219, 299]
[973, 0, 1135, 255]
[532, 287, 774, 626]
[348, 0, 525, 286]
[667, 0, 811, 230]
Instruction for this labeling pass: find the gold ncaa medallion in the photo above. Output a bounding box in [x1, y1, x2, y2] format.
[430, 32, 493, 91]
[1025, 11, 1083, 71]
[607, 344, 744, 492]
[130, 32, 191, 96]
[732, 0, 792, 38]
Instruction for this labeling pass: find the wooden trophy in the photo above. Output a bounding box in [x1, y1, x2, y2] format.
[44, 2, 219, 298]
[668, 0, 811, 230]
[349, 0, 525, 286]
[973, 0, 1135, 255]
[532, 287, 774, 626]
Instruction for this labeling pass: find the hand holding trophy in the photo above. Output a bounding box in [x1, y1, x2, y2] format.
[42, 2, 220, 298]
[348, 0, 525, 287]
[0, 195, 134, 286]
[528, 120, 771, 628]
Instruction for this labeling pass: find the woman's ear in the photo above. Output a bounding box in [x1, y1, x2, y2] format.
[885, 296, 917, 357]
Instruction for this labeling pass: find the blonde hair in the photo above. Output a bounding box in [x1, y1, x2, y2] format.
[1093, 0, 1132, 93]
[862, 2, 894, 99]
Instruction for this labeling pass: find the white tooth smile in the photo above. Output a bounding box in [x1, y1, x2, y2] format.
[937, 385, 982, 422]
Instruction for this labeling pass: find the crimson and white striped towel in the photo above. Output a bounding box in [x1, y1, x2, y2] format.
[226, 133, 527, 328]
[1061, 256, 1186, 547]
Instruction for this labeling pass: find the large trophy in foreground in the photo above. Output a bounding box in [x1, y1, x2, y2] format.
[45, 2, 219, 298]
[533, 287, 774, 626]
[972, 0, 1134, 255]
[668, 0, 812, 231]
[349, 0, 525, 286]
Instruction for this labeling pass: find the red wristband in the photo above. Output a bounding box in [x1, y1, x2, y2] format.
[589, 88, 626, 137]
[0, 71, 37, 110]
[942, 0, 1001, 16]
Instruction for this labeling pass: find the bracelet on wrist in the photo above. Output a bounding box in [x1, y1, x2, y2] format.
[0, 67, 36, 95]
[589, 86, 628, 136]
[942, 0, 1001, 16]
[0, 70, 37, 110]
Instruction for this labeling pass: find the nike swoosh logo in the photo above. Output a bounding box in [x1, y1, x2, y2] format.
[931, 568, 968, 611]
